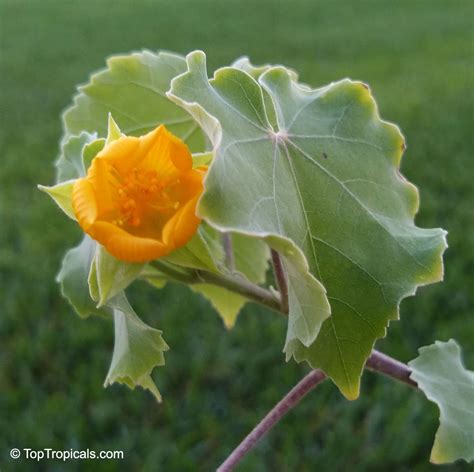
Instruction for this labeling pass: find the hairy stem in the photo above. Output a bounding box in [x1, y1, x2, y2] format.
[218, 350, 417, 470]
[270, 249, 289, 314]
[217, 369, 327, 472]
[366, 350, 417, 388]
[149, 260, 282, 313]
[194, 270, 282, 313]
[149, 260, 197, 284]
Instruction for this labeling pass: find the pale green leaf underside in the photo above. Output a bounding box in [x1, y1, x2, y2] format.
[62, 50, 207, 153]
[104, 294, 169, 402]
[168, 51, 447, 399]
[56, 236, 110, 319]
[55, 131, 99, 183]
[409, 340, 474, 465]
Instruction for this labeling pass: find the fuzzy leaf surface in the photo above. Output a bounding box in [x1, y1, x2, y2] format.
[55, 131, 99, 183]
[56, 236, 110, 319]
[409, 340, 474, 465]
[104, 294, 169, 402]
[62, 50, 206, 152]
[169, 51, 447, 398]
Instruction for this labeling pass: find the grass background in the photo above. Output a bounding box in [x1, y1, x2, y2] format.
[1, 0, 472, 470]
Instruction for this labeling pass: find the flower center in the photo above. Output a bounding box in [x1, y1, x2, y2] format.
[114, 167, 179, 227]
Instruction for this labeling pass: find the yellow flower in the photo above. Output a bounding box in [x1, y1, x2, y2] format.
[72, 125, 206, 262]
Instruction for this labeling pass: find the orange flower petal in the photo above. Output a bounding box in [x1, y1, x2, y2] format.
[72, 178, 98, 230]
[99, 135, 141, 175]
[72, 124, 205, 263]
[164, 127, 193, 172]
[91, 221, 170, 262]
[162, 195, 201, 248]
[88, 158, 118, 218]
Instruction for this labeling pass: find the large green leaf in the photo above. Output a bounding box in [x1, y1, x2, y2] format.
[104, 294, 169, 402]
[56, 236, 110, 319]
[168, 51, 447, 399]
[409, 340, 474, 465]
[62, 50, 207, 152]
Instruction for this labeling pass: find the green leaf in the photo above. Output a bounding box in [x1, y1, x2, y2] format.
[105, 112, 122, 145]
[192, 151, 213, 168]
[44, 133, 105, 219]
[232, 232, 269, 284]
[57, 236, 110, 319]
[62, 50, 207, 152]
[141, 267, 168, 290]
[55, 131, 98, 183]
[94, 246, 144, 307]
[38, 180, 75, 220]
[88, 256, 100, 302]
[231, 57, 299, 129]
[82, 137, 105, 171]
[192, 284, 246, 329]
[168, 51, 447, 399]
[163, 224, 269, 282]
[232, 56, 299, 82]
[163, 223, 224, 272]
[169, 52, 331, 354]
[409, 340, 474, 465]
[104, 294, 169, 402]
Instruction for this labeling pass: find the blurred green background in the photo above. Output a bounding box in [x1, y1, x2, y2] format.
[1, 0, 472, 470]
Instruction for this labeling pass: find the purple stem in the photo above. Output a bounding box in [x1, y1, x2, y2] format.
[366, 349, 417, 388]
[217, 369, 327, 472]
[217, 350, 417, 471]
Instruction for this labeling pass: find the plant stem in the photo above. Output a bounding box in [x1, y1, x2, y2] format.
[366, 350, 417, 388]
[217, 369, 327, 472]
[218, 349, 417, 470]
[222, 233, 235, 272]
[270, 249, 289, 314]
[149, 261, 282, 313]
[194, 270, 282, 313]
[149, 260, 198, 284]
